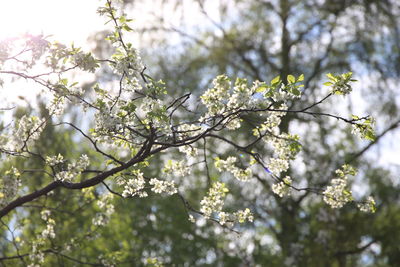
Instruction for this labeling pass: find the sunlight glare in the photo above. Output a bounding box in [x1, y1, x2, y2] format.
[0, 0, 103, 111]
[0, 0, 102, 46]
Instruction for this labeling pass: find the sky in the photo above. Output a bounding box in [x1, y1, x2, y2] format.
[0, 0, 107, 108]
[0, 0, 103, 46]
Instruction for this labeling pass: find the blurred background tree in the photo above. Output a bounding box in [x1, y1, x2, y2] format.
[1, 0, 400, 266]
[111, 0, 400, 265]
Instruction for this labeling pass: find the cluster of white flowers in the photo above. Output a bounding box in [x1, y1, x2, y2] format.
[200, 182, 228, 218]
[218, 211, 230, 225]
[90, 84, 142, 145]
[269, 133, 301, 160]
[234, 208, 254, 223]
[55, 171, 75, 182]
[40, 210, 56, 239]
[28, 243, 45, 267]
[201, 76, 269, 130]
[323, 165, 355, 208]
[351, 115, 376, 141]
[25, 34, 50, 63]
[46, 96, 66, 116]
[214, 156, 252, 181]
[227, 78, 258, 110]
[0, 39, 11, 63]
[255, 104, 287, 135]
[117, 170, 147, 198]
[218, 208, 254, 226]
[26, 209, 56, 266]
[271, 83, 302, 102]
[111, 46, 143, 77]
[162, 160, 190, 177]
[267, 158, 290, 177]
[17, 116, 45, 143]
[92, 213, 109, 226]
[178, 145, 198, 157]
[54, 154, 90, 182]
[45, 154, 64, 166]
[72, 51, 98, 72]
[93, 193, 115, 226]
[324, 72, 355, 95]
[40, 209, 51, 220]
[253, 106, 302, 177]
[139, 97, 163, 114]
[70, 154, 90, 172]
[138, 97, 169, 130]
[177, 124, 203, 140]
[1, 115, 46, 152]
[271, 176, 292, 197]
[200, 182, 253, 225]
[122, 76, 143, 92]
[357, 196, 376, 213]
[225, 117, 242, 130]
[200, 75, 231, 117]
[0, 167, 21, 208]
[93, 110, 121, 138]
[122, 178, 147, 198]
[149, 178, 177, 195]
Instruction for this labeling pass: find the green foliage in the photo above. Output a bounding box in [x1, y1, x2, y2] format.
[1, 0, 399, 266]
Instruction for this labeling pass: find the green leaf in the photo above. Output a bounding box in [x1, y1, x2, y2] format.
[256, 85, 267, 93]
[264, 88, 275, 97]
[119, 16, 126, 23]
[291, 88, 301, 96]
[297, 74, 304, 82]
[60, 78, 68, 86]
[271, 75, 280, 85]
[122, 24, 133, 32]
[365, 130, 376, 141]
[287, 75, 295, 84]
[323, 82, 333, 86]
[326, 73, 334, 79]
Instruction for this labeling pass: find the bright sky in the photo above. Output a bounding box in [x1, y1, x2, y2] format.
[0, 0, 104, 118]
[0, 0, 103, 46]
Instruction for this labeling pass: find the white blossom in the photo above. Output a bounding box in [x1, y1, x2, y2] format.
[200, 75, 231, 118]
[323, 165, 355, 208]
[92, 193, 115, 226]
[177, 124, 203, 140]
[163, 160, 190, 177]
[149, 178, 177, 195]
[271, 176, 292, 197]
[215, 157, 252, 182]
[55, 171, 75, 182]
[0, 167, 21, 208]
[119, 170, 147, 198]
[178, 145, 198, 157]
[72, 51, 98, 72]
[234, 208, 254, 223]
[2, 115, 46, 152]
[200, 182, 228, 218]
[45, 154, 64, 166]
[41, 218, 56, 239]
[53, 154, 89, 182]
[357, 196, 376, 213]
[40, 210, 56, 239]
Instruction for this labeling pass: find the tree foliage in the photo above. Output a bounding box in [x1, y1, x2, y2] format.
[0, 0, 397, 266]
